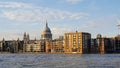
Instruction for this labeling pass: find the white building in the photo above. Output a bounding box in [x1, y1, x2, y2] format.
[25, 42, 41, 52]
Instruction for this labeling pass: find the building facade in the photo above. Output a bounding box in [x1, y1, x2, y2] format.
[46, 36, 64, 53]
[114, 35, 120, 52]
[52, 36, 64, 53]
[0, 41, 2, 52]
[64, 31, 91, 54]
[24, 21, 52, 53]
[1, 21, 120, 54]
[91, 38, 99, 53]
[98, 37, 115, 54]
[1, 38, 22, 53]
[92, 34, 120, 54]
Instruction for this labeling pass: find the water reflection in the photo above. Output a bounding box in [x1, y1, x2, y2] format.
[0, 54, 119, 68]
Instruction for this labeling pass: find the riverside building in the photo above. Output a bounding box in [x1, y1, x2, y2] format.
[91, 34, 120, 54]
[64, 31, 91, 54]
[24, 21, 52, 53]
[0, 22, 120, 54]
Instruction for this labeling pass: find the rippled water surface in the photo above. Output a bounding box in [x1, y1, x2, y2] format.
[0, 54, 120, 68]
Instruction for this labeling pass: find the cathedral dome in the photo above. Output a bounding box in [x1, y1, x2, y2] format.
[42, 23, 51, 34]
[41, 22, 52, 40]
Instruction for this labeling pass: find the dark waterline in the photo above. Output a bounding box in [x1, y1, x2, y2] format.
[0, 54, 120, 68]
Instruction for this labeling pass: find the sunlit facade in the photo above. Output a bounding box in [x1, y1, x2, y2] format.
[64, 31, 91, 54]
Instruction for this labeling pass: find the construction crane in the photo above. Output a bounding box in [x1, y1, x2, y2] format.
[117, 22, 120, 34]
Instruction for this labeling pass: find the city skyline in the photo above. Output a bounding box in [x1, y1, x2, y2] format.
[0, 0, 120, 40]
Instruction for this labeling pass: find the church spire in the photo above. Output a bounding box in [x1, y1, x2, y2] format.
[2, 38, 5, 42]
[17, 38, 20, 41]
[24, 32, 26, 37]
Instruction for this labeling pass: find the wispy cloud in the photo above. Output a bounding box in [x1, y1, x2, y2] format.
[51, 27, 72, 38]
[78, 16, 118, 37]
[66, 0, 83, 4]
[0, 2, 31, 8]
[0, 1, 88, 22]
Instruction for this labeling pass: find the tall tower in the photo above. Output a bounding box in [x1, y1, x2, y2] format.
[27, 33, 30, 43]
[2, 38, 5, 44]
[23, 32, 28, 52]
[23, 32, 29, 44]
[41, 21, 52, 40]
[23, 32, 27, 44]
[2, 38, 5, 52]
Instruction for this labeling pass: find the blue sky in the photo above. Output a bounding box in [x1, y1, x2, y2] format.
[0, 0, 120, 40]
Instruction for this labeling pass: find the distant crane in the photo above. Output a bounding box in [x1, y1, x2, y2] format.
[117, 21, 120, 35]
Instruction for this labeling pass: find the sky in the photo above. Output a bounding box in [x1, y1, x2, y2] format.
[0, 0, 120, 40]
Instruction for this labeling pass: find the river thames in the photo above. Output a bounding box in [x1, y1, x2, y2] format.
[0, 54, 120, 68]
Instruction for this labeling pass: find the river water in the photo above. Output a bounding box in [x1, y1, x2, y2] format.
[0, 54, 120, 68]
